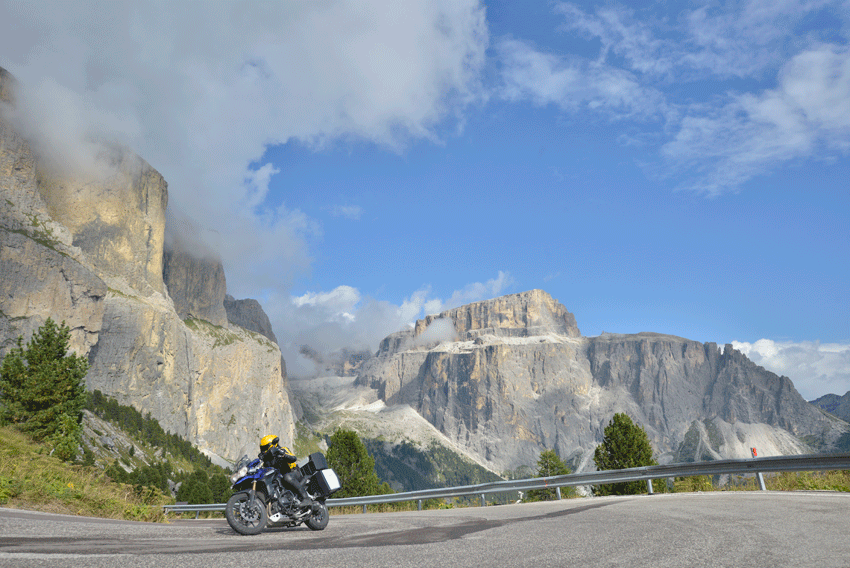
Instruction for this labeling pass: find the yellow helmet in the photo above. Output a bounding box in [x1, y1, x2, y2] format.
[260, 434, 279, 453]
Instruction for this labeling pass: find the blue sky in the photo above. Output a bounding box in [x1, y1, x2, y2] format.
[1, 0, 848, 398]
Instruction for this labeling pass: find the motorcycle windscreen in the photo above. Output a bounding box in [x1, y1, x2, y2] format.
[313, 468, 341, 496]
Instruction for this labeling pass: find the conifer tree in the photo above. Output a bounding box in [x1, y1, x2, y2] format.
[0, 319, 89, 460]
[177, 469, 213, 504]
[325, 428, 383, 498]
[526, 449, 574, 501]
[593, 413, 658, 495]
[209, 473, 232, 503]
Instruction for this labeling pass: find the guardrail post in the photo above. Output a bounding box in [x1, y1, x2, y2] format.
[479, 493, 485, 507]
[363, 504, 367, 514]
[417, 499, 422, 511]
[556, 486, 562, 500]
[647, 479, 654, 495]
[751, 448, 767, 491]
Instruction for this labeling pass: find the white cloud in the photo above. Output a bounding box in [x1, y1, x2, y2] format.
[0, 0, 489, 297]
[267, 272, 513, 378]
[732, 339, 850, 400]
[556, 0, 842, 79]
[440, 270, 516, 312]
[554, 3, 671, 77]
[292, 286, 361, 323]
[414, 318, 458, 347]
[496, 37, 667, 120]
[679, 0, 842, 78]
[244, 163, 281, 211]
[662, 45, 850, 194]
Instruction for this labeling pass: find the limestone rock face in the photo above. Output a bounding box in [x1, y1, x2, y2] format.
[413, 289, 580, 340]
[0, 68, 14, 104]
[811, 391, 850, 422]
[1, 68, 105, 355]
[0, 66, 296, 461]
[86, 293, 293, 460]
[223, 293, 297, 418]
[223, 294, 278, 344]
[36, 147, 168, 297]
[358, 292, 848, 473]
[163, 244, 228, 327]
[0, 229, 106, 355]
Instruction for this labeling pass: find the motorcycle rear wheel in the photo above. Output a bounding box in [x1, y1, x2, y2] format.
[305, 501, 329, 531]
[225, 491, 268, 535]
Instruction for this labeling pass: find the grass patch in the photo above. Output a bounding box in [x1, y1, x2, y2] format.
[748, 470, 850, 492]
[653, 470, 850, 493]
[183, 317, 243, 348]
[1, 226, 66, 257]
[0, 425, 171, 521]
[293, 423, 324, 457]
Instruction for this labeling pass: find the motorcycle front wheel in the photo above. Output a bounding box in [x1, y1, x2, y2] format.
[305, 501, 329, 531]
[225, 491, 268, 535]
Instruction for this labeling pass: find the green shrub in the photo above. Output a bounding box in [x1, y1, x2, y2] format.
[0, 319, 88, 461]
[326, 428, 385, 498]
[527, 449, 574, 501]
[593, 413, 658, 496]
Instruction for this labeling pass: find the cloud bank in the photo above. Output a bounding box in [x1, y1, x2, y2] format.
[0, 0, 488, 296]
[267, 271, 514, 378]
[732, 339, 850, 401]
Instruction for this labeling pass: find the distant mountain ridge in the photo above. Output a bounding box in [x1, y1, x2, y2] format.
[811, 392, 850, 422]
[354, 290, 848, 473]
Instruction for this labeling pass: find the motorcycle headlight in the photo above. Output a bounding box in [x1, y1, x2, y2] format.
[230, 466, 248, 484]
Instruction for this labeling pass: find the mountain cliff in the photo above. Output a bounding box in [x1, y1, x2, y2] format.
[0, 67, 295, 463]
[356, 290, 848, 472]
[811, 392, 850, 422]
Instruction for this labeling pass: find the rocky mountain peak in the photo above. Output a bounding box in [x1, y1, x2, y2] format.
[414, 289, 580, 341]
[223, 294, 278, 345]
[811, 391, 850, 422]
[357, 294, 848, 473]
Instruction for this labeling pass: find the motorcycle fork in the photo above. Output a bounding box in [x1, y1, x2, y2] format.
[247, 481, 258, 508]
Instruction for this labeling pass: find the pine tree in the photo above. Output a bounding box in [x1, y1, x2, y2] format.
[177, 469, 213, 504]
[208, 473, 232, 503]
[593, 413, 658, 495]
[325, 428, 384, 498]
[0, 319, 89, 460]
[526, 449, 574, 501]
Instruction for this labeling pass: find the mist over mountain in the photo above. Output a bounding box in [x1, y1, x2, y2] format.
[0, 67, 296, 463]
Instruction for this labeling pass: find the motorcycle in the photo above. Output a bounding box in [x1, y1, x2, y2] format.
[225, 451, 341, 535]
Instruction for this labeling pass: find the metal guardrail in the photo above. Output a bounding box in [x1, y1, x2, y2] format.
[163, 453, 850, 517]
[163, 503, 226, 518]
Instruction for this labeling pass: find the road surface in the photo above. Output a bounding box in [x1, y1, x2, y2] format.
[1, 492, 848, 567]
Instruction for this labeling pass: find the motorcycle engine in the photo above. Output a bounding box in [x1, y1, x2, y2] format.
[278, 491, 297, 514]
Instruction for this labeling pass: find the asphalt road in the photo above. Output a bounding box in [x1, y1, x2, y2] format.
[1, 492, 848, 567]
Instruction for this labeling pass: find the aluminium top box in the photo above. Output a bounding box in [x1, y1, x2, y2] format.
[309, 468, 341, 497]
